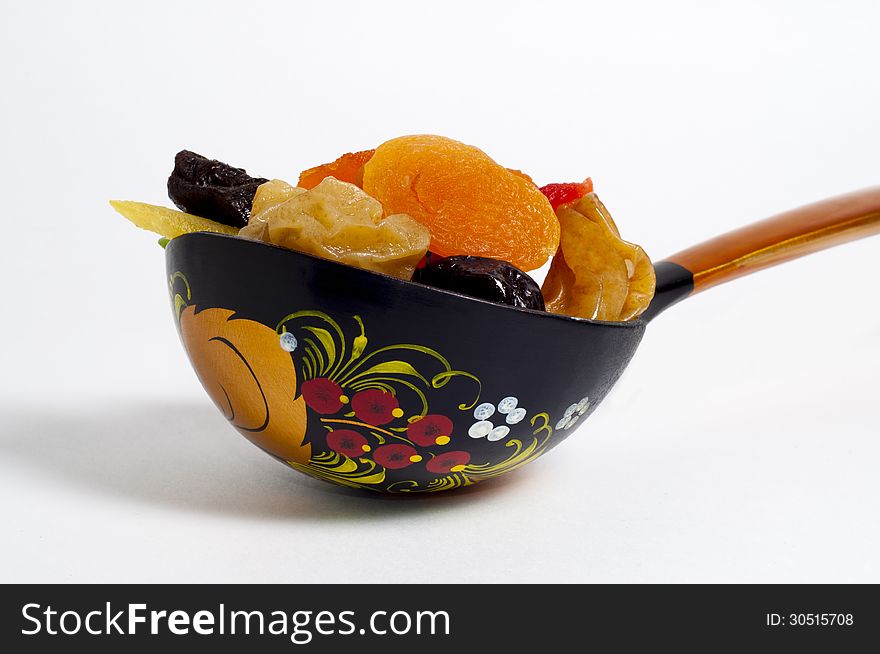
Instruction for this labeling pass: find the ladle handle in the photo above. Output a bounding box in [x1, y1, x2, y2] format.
[645, 186, 880, 320]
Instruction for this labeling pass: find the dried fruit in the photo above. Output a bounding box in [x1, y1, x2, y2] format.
[413, 255, 545, 311]
[298, 150, 375, 189]
[415, 251, 444, 269]
[300, 147, 534, 189]
[540, 179, 593, 210]
[362, 135, 560, 271]
[109, 200, 238, 238]
[240, 177, 429, 280]
[506, 168, 535, 184]
[542, 193, 655, 321]
[168, 150, 268, 228]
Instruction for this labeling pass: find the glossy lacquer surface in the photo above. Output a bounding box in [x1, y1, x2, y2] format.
[668, 187, 880, 292]
[165, 187, 880, 493]
[166, 233, 645, 493]
[644, 186, 880, 320]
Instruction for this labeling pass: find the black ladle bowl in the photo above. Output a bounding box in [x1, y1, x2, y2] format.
[165, 187, 880, 493]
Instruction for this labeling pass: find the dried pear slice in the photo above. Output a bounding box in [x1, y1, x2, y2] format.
[110, 200, 238, 239]
[542, 193, 655, 321]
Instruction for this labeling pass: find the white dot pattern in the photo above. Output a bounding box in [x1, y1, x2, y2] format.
[488, 425, 510, 441]
[469, 420, 493, 439]
[279, 332, 298, 352]
[506, 408, 526, 424]
[473, 403, 495, 420]
[497, 396, 518, 414]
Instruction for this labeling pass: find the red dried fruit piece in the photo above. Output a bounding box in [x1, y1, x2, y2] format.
[326, 429, 370, 458]
[539, 179, 594, 211]
[415, 251, 445, 270]
[373, 444, 421, 469]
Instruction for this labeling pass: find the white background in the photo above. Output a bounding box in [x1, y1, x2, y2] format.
[1, 0, 879, 583]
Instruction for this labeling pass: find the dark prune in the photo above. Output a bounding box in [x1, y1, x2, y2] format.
[167, 150, 268, 228]
[413, 255, 545, 311]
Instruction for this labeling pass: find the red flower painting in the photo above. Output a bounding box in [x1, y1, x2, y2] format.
[407, 414, 454, 446]
[425, 451, 471, 474]
[326, 429, 370, 458]
[372, 443, 421, 470]
[351, 389, 402, 426]
[301, 377, 345, 414]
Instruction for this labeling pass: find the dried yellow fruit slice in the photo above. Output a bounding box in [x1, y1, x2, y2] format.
[109, 200, 238, 238]
[240, 177, 430, 280]
[542, 193, 655, 321]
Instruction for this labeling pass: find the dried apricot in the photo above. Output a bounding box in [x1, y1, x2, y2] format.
[542, 193, 655, 321]
[507, 168, 535, 184]
[299, 147, 533, 189]
[362, 135, 560, 271]
[298, 150, 375, 190]
[240, 177, 429, 280]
